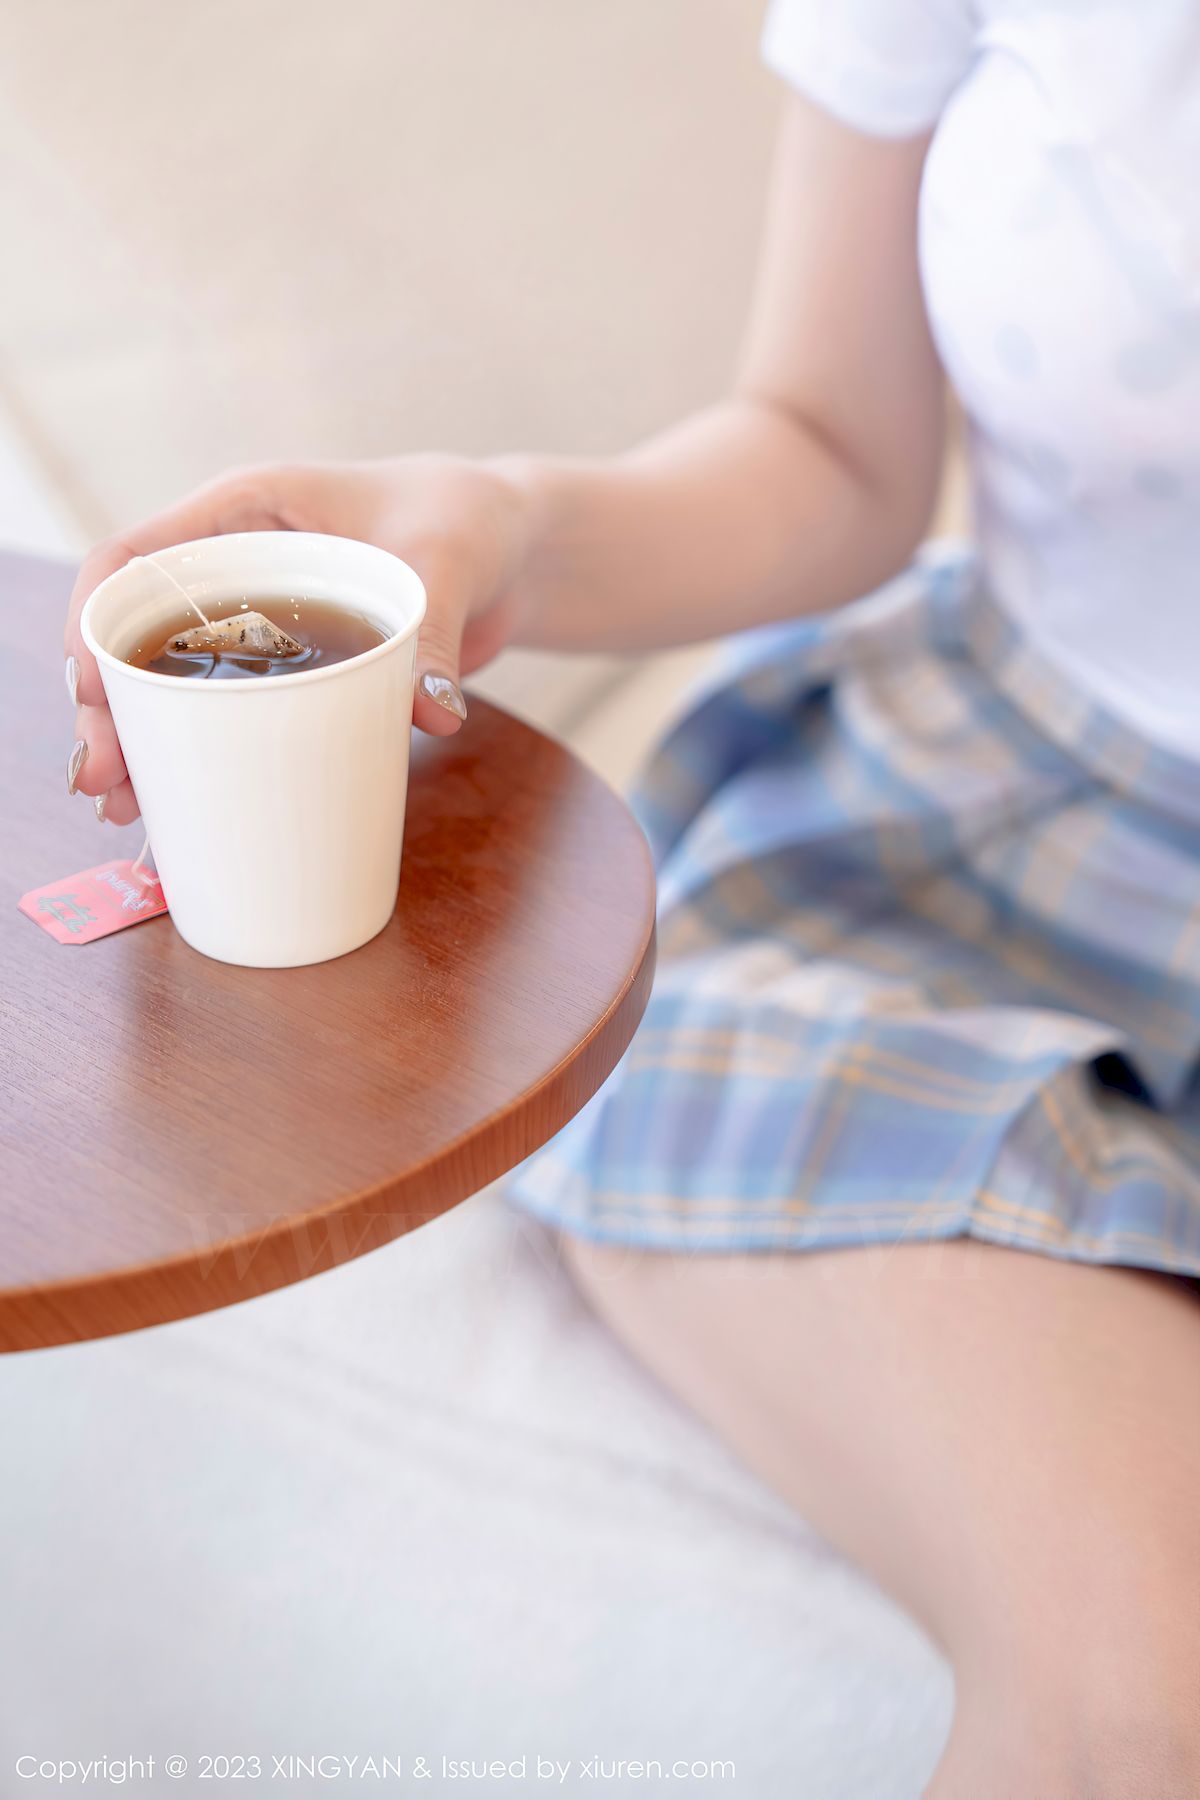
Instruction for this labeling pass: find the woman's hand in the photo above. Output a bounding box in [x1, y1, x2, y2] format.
[63, 455, 533, 824]
[64, 97, 944, 829]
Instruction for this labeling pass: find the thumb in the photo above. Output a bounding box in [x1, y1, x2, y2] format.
[410, 553, 472, 737]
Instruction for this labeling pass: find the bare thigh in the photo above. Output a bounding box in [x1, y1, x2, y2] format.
[562, 1237, 1200, 1797]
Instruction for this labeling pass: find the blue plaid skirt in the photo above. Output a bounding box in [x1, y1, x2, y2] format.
[510, 547, 1200, 1276]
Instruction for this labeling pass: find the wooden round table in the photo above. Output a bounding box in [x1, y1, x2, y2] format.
[1, 549, 655, 1352]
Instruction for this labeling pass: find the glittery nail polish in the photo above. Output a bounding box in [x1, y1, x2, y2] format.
[65, 655, 80, 707]
[67, 738, 89, 796]
[94, 792, 108, 824]
[418, 672, 468, 721]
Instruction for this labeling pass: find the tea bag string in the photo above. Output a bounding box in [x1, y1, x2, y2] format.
[123, 553, 212, 888]
[130, 836, 158, 887]
[134, 552, 215, 630]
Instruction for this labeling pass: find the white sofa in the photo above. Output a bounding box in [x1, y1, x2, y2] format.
[0, 1202, 951, 1796]
[0, 4, 955, 1789]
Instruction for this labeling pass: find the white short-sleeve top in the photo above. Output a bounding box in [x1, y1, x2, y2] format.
[763, 0, 1200, 757]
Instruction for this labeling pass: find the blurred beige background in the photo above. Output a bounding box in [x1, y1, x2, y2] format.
[0, 0, 776, 539]
[0, 0, 964, 774]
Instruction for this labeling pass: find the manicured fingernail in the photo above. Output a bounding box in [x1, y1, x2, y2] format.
[65, 656, 80, 707]
[418, 672, 468, 721]
[94, 792, 108, 824]
[67, 738, 89, 795]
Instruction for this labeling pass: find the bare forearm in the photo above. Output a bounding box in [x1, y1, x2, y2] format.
[496, 394, 937, 654]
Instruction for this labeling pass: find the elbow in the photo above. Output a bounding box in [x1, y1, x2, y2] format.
[737, 383, 946, 592]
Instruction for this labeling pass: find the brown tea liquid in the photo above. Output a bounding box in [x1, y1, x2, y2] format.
[126, 597, 389, 680]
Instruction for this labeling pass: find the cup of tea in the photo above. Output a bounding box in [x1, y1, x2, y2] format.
[81, 531, 427, 967]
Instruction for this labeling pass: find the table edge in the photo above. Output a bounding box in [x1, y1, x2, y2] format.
[1, 897, 656, 1354]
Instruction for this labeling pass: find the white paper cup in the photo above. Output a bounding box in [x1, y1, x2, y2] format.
[81, 531, 427, 967]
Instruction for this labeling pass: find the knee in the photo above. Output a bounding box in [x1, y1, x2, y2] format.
[950, 1583, 1200, 1798]
[1070, 1696, 1200, 1799]
[936, 1702, 1199, 1800]
[1067, 1545, 1200, 1793]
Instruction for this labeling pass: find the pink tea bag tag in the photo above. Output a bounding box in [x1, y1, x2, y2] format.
[18, 855, 168, 945]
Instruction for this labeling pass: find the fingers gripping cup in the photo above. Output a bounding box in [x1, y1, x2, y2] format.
[81, 532, 427, 967]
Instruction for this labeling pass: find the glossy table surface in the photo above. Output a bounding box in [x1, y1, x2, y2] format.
[0, 549, 655, 1351]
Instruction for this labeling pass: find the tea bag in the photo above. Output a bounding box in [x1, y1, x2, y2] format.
[167, 612, 304, 659]
[133, 553, 305, 663]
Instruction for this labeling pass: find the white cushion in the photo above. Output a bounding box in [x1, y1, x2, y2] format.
[0, 1193, 950, 1794]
